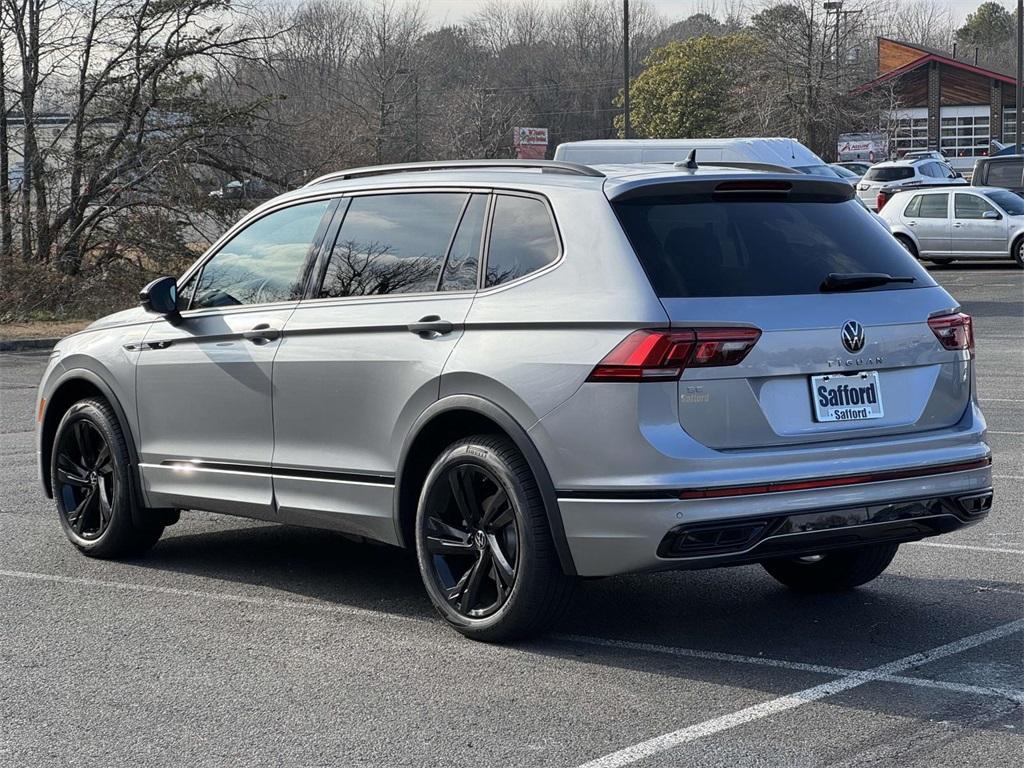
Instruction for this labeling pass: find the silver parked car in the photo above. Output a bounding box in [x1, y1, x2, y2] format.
[857, 158, 966, 210]
[879, 186, 1024, 267]
[36, 160, 992, 641]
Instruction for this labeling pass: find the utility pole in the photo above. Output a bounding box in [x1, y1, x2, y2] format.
[623, 0, 631, 139]
[1017, 0, 1022, 153]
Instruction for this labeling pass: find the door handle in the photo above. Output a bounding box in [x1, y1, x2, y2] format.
[243, 323, 282, 342]
[952, 222, 963, 228]
[408, 315, 453, 336]
[907, 221, 917, 226]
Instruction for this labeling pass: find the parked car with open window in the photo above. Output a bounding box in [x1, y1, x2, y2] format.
[36, 160, 992, 641]
[879, 186, 1024, 267]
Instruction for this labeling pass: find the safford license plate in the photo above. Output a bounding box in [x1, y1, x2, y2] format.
[811, 371, 884, 422]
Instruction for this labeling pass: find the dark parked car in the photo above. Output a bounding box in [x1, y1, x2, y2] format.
[972, 155, 1024, 196]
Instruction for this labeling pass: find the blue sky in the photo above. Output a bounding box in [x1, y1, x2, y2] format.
[422, 0, 1011, 26]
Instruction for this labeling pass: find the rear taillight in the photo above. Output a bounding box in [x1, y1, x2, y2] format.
[588, 328, 761, 382]
[876, 191, 888, 210]
[928, 312, 974, 357]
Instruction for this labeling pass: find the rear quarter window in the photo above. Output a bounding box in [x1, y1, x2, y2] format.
[614, 197, 935, 298]
[484, 195, 560, 287]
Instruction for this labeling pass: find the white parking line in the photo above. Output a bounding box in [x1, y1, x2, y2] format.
[910, 541, 1024, 555]
[572, 619, 1024, 768]
[558, 634, 1024, 704]
[987, 430, 1024, 436]
[993, 475, 1024, 481]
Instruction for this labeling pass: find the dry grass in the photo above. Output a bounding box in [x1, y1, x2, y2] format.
[0, 319, 92, 340]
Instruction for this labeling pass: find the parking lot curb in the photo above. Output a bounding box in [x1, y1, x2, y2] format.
[0, 338, 59, 352]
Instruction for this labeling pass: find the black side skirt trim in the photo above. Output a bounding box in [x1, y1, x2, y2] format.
[159, 460, 395, 486]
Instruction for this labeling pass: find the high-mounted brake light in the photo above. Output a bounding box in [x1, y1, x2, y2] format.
[588, 328, 761, 382]
[928, 312, 974, 357]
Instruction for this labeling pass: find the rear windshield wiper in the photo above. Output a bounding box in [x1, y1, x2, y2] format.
[820, 272, 916, 292]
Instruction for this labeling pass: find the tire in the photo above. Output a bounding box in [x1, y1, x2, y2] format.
[415, 434, 574, 642]
[1013, 237, 1024, 269]
[927, 258, 954, 265]
[51, 398, 164, 558]
[761, 543, 899, 593]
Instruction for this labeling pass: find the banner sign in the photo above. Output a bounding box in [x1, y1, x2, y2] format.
[514, 127, 549, 159]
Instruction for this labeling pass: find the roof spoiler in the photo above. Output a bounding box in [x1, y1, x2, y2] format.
[607, 174, 855, 203]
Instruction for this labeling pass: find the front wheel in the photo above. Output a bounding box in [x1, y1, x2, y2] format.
[51, 398, 164, 558]
[761, 543, 899, 593]
[927, 258, 954, 266]
[415, 435, 574, 642]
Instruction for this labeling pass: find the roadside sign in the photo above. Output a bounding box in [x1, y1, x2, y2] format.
[514, 127, 548, 159]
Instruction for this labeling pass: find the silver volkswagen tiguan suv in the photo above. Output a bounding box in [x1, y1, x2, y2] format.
[36, 160, 992, 641]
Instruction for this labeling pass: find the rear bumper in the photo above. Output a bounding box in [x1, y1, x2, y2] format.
[556, 463, 993, 576]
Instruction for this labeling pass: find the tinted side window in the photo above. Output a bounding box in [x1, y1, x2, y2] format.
[439, 194, 486, 292]
[919, 163, 937, 178]
[939, 163, 957, 179]
[903, 196, 922, 217]
[917, 194, 949, 218]
[192, 200, 330, 309]
[954, 194, 996, 219]
[985, 161, 1024, 188]
[485, 195, 559, 288]
[320, 193, 466, 298]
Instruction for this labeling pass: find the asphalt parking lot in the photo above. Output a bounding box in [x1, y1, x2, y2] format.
[1, 265, 1021, 767]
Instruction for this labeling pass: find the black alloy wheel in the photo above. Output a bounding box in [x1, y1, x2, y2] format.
[423, 464, 519, 618]
[415, 435, 574, 641]
[55, 419, 115, 540]
[51, 398, 165, 557]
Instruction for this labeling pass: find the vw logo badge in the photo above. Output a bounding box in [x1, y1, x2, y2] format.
[842, 320, 865, 353]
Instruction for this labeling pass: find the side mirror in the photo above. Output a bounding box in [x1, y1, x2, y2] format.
[982, 210, 1001, 220]
[139, 276, 182, 324]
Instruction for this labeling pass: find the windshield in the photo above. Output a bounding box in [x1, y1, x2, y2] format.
[864, 167, 914, 182]
[614, 198, 934, 298]
[988, 189, 1024, 215]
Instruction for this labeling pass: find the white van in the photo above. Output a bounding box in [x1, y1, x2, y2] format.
[554, 138, 832, 174]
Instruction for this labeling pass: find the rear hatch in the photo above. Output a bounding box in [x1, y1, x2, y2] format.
[611, 175, 971, 450]
[857, 166, 916, 209]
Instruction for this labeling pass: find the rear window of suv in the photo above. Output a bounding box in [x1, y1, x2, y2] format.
[864, 167, 914, 182]
[614, 198, 934, 298]
[983, 161, 1024, 188]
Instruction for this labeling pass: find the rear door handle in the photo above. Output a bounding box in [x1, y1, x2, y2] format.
[408, 315, 453, 336]
[243, 323, 282, 343]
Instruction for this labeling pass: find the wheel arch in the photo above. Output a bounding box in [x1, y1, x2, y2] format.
[394, 395, 577, 576]
[1009, 229, 1024, 260]
[890, 228, 919, 257]
[40, 371, 147, 523]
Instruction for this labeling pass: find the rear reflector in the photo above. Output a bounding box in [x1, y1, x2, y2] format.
[928, 312, 974, 357]
[588, 327, 761, 382]
[678, 457, 991, 499]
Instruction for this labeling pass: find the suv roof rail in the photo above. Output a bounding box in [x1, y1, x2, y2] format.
[305, 159, 605, 186]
